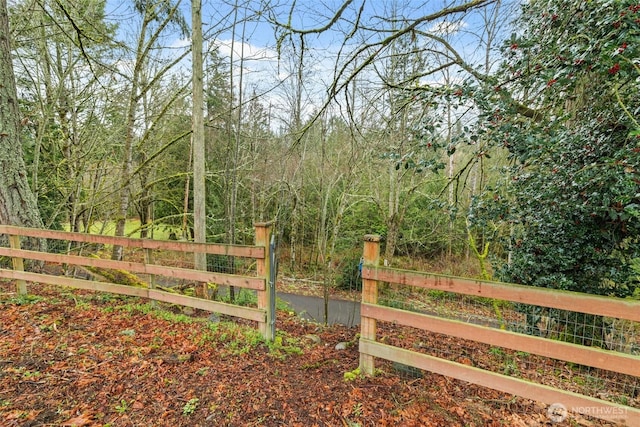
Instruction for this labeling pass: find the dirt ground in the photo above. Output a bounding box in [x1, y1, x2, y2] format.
[0, 283, 618, 426]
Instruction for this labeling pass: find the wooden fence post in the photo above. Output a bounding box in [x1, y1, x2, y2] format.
[255, 222, 273, 341]
[145, 247, 156, 307]
[360, 234, 381, 375]
[9, 234, 27, 295]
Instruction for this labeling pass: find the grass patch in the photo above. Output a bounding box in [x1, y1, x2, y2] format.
[104, 301, 197, 324]
[64, 219, 180, 240]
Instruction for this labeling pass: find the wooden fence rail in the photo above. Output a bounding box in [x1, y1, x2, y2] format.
[0, 223, 274, 340]
[359, 234, 640, 426]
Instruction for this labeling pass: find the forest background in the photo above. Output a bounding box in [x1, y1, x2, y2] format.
[0, 0, 639, 308]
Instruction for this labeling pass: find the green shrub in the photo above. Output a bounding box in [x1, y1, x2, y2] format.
[336, 255, 362, 291]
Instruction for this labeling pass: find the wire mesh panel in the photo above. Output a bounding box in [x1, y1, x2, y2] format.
[0, 225, 272, 334]
[0, 234, 11, 269]
[376, 287, 640, 410]
[359, 237, 640, 425]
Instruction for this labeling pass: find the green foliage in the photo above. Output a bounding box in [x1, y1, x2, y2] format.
[109, 302, 196, 324]
[338, 202, 385, 251]
[335, 253, 362, 291]
[10, 1, 119, 231]
[207, 254, 236, 275]
[427, 289, 449, 301]
[201, 322, 302, 359]
[114, 399, 129, 414]
[379, 292, 421, 312]
[343, 367, 364, 382]
[182, 398, 199, 416]
[267, 333, 303, 359]
[488, 347, 504, 357]
[395, 194, 464, 257]
[217, 288, 257, 307]
[1, 293, 43, 306]
[466, 0, 640, 345]
[472, 1, 640, 292]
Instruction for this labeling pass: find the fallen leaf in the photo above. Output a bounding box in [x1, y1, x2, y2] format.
[63, 414, 93, 426]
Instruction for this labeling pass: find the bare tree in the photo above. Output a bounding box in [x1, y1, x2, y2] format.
[112, 0, 189, 260]
[269, 0, 497, 133]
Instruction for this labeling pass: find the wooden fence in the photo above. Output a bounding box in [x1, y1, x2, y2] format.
[359, 234, 640, 426]
[0, 223, 274, 340]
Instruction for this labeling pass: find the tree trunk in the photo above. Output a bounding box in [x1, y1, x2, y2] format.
[136, 152, 151, 239]
[0, 0, 44, 232]
[192, 0, 207, 298]
[384, 213, 400, 262]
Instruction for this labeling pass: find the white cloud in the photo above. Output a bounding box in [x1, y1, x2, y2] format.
[170, 38, 192, 49]
[212, 39, 278, 63]
[429, 20, 467, 35]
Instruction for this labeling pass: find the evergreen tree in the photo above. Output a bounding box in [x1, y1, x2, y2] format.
[0, 0, 44, 230]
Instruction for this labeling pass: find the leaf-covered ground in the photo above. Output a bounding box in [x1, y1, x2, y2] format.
[0, 283, 617, 426]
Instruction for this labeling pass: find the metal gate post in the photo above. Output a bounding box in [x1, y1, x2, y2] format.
[269, 233, 278, 339]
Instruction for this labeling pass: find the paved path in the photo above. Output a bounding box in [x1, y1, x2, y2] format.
[151, 275, 361, 327]
[277, 292, 361, 328]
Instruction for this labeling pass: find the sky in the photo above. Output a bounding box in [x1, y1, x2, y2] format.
[102, 0, 518, 128]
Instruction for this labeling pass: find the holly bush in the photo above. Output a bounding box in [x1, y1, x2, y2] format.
[468, 0, 640, 341]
